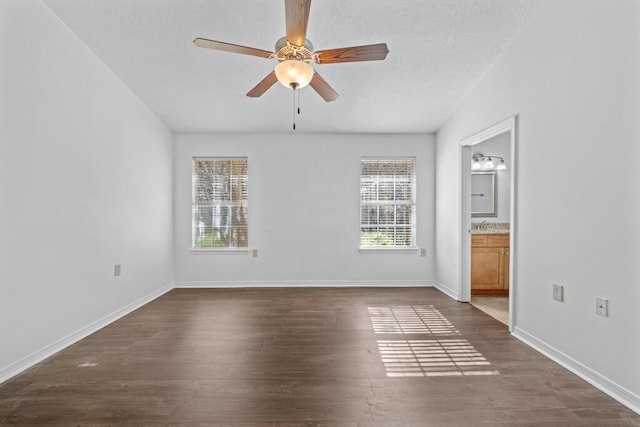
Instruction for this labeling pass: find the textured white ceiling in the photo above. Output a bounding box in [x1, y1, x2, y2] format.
[42, 0, 544, 133]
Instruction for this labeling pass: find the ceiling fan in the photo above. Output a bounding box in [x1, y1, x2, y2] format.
[193, 0, 389, 103]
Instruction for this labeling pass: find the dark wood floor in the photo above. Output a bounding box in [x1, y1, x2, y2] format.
[1, 287, 638, 425]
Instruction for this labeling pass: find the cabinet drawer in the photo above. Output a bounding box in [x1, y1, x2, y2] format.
[471, 235, 488, 247]
[487, 234, 509, 248]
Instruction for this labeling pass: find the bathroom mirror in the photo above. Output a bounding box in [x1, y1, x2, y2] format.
[471, 171, 497, 217]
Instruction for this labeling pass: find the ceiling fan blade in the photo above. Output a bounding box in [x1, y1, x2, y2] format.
[193, 38, 273, 59]
[285, 0, 311, 47]
[246, 71, 279, 98]
[314, 43, 389, 64]
[309, 72, 339, 102]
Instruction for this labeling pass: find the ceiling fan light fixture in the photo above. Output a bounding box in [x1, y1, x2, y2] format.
[275, 59, 314, 89]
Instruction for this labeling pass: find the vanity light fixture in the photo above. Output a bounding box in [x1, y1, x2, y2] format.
[472, 153, 507, 171]
[484, 157, 495, 169]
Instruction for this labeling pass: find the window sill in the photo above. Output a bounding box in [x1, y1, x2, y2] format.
[359, 247, 419, 254]
[190, 248, 250, 254]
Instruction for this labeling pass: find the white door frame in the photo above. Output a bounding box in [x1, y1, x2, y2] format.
[459, 116, 517, 331]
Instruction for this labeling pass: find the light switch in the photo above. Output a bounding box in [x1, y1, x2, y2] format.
[552, 284, 563, 302]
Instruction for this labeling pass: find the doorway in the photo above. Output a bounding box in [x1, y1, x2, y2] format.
[460, 117, 517, 330]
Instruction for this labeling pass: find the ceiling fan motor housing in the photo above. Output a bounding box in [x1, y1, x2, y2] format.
[275, 36, 314, 62]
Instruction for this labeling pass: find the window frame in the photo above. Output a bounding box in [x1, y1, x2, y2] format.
[191, 157, 249, 252]
[359, 157, 418, 252]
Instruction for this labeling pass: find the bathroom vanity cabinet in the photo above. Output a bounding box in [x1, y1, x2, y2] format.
[471, 234, 510, 295]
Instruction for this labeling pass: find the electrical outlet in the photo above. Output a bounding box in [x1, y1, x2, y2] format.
[252, 249, 258, 258]
[420, 248, 427, 257]
[596, 297, 608, 317]
[114, 264, 121, 277]
[552, 283, 564, 302]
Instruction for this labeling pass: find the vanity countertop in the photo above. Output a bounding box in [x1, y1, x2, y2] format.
[471, 222, 510, 234]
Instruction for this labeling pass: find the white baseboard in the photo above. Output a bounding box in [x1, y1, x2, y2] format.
[0, 283, 173, 385]
[432, 280, 459, 301]
[174, 280, 436, 288]
[513, 327, 640, 415]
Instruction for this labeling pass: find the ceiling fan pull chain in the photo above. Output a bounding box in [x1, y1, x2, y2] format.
[292, 87, 296, 130]
[297, 89, 301, 115]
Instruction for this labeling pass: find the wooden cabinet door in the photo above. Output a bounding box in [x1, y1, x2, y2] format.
[471, 247, 504, 290]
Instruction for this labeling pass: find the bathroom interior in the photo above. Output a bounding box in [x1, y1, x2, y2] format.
[469, 131, 511, 325]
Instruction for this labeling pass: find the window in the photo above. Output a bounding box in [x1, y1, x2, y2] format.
[192, 158, 248, 249]
[360, 158, 416, 248]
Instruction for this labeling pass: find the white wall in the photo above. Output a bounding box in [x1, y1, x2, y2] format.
[174, 133, 435, 286]
[0, 0, 174, 380]
[471, 132, 510, 223]
[436, 0, 640, 410]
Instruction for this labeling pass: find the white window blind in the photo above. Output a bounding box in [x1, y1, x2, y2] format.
[192, 158, 248, 249]
[360, 158, 416, 248]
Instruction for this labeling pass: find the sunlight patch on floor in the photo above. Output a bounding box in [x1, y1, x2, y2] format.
[368, 305, 460, 335]
[377, 339, 499, 377]
[369, 305, 499, 377]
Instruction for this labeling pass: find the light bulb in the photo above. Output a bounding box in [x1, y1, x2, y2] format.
[496, 159, 507, 170]
[274, 60, 314, 89]
[484, 157, 495, 169]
